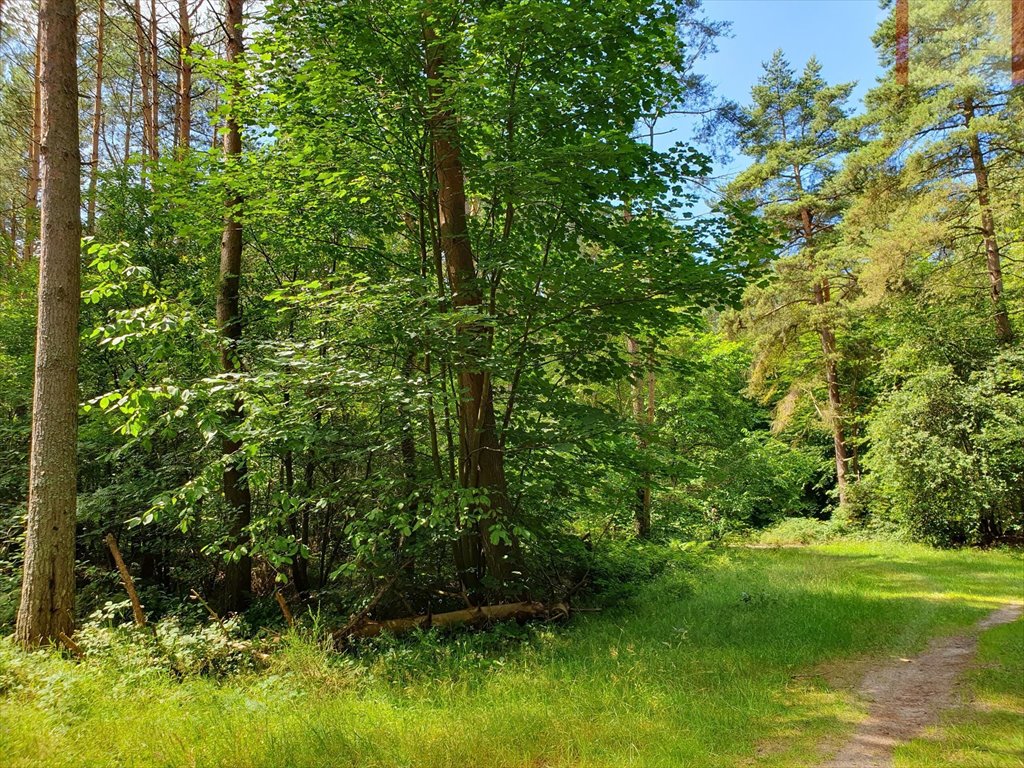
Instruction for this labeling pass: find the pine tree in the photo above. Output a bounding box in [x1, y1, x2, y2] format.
[728, 52, 860, 508]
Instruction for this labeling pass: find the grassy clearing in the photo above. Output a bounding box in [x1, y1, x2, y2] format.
[0, 542, 1021, 768]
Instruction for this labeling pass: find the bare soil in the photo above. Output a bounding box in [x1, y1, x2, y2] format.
[820, 604, 1024, 768]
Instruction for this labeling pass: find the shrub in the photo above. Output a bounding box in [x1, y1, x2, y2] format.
[862, 352, 1024, 546]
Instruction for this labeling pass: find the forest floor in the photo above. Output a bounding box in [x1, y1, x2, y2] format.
[0, 542, 1022, 768]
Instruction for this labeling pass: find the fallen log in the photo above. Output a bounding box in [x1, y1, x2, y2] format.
[336, 600, 569, 642]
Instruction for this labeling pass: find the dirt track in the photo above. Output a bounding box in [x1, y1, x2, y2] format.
[821, 604, 1024, 768]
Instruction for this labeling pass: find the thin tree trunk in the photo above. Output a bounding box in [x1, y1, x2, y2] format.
[16, 0, 81, 648]
[175, 0, 192, 153]
[122, 74, 134, 166]
[626, 336, 651, 537]
[86, 0, 104, 233]
[964, 99, 1013, 344]
[814, 278, 849, 508]
[23, 24, 41, 261]
[423, 15, 517, 590]
[132, 0, 153, 162]
[148, 0, 159, 160]
[795, 170, 850, 507]
[217, 0, 250, 612]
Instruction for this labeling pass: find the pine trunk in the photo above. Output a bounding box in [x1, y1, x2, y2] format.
[86, 0, 104, 233]
[814, 278, 849, 508]
[217, 0, 250, 612]
[964, 100, 1013, 344]
[23, 25, 41, 260]
[148, 0, 159, 160]
[132, 0, 153, 161]
[16, 0, 81, 648]
[176, 0, 191, 153]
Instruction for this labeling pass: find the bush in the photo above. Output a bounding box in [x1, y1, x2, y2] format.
[863, 352, 1024, 546]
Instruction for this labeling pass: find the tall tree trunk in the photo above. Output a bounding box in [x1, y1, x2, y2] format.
[23, 24, 41, 261]
[964, 99, 1013, 344]
[626, 336, 651, 537]
[217, 0, 250, 612]
[423, 16, 518, 591]
[132, 0, 153, 162]
[813, 278, 849, 508]
[123, 74, 135, 166]
[895, 0, 909, 87]
[795, 173, 850, 507]
[148, 0, 159, 160]
[86, 0, 104, 233]
[175, 0, 192, 153]
[16, 0, 81, 648]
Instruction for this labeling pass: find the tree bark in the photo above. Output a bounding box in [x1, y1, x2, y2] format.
[175, 0, 192, 153]
[16, 0, 81, 648]
[895, 0, 909, 87]
[22, 23, 41, 261]
[131, 0, 153, 161]
[86, 0, 104, 233]
[964, 99, 1013, 344]
[148, 0, 159, 160]
[626, 336, 651, 537]
[423, 15, 518, 590]
[813, 278, 849, 508]
[217, 0, 251, 612]
[795, 172, 850, 507]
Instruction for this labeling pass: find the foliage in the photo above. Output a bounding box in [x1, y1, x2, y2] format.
[863, 351, 1024, 546]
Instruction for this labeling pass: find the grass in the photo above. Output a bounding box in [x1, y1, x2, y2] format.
[894, 613, 1024, 768]
[0, 541, 1021, 767]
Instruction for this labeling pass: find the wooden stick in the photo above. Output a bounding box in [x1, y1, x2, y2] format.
[190, 589, 230, 637]
[274, 590, 294, 627]
[104, 533, 147, 626]
[58, 631, 83, 658]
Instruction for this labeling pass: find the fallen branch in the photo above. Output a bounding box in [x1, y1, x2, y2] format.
[190, 589, 230, 638]
[274, 590, 294, 627]
[335, 568, 404, 640]
[58, 631, 83, 658]
[104, 533, 147, 627]
[336, 600, 569, 641]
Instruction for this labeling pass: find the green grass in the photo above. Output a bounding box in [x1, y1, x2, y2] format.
[894, 612, 1024, 768]
[0, 542, 1021, 768]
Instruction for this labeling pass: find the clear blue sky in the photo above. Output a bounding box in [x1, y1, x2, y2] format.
[666, 0, 887, 186]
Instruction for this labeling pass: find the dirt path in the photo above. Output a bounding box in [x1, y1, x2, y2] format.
[821, 603, 1024, 768]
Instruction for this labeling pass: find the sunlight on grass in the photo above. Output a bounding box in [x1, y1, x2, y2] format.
[0, 542, 1021, 767]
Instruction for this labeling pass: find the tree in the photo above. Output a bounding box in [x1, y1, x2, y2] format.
[857, 0, 1018, 345]
[217, 0, 251, 612]
[16, 0, 81, 647]
[422, 8, 520, 588]
[86, 0, 104, 233]
[727, 52, 859, 508]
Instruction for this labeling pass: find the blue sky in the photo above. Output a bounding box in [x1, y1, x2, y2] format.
[665, 0, 888, 187]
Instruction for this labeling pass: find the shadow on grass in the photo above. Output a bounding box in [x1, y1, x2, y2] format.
[1, 543, 1021, 768]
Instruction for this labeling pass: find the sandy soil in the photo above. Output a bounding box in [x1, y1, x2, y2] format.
[820, 603, 1024, 768]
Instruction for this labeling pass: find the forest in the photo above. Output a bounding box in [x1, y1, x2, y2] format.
[0, 0, 1021, 765]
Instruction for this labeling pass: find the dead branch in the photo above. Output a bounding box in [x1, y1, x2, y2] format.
[336, 600, 569, 641]
[104, 533, 147, 627]
[274, 590, 294, 627]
